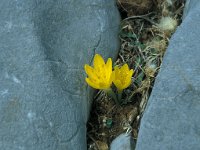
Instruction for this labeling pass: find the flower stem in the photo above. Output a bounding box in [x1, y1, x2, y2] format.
[117, 90, 123, 104]
[104, 88, 119, 105]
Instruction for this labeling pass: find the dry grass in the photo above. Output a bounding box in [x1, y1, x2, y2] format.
[87, 0, 185, 149]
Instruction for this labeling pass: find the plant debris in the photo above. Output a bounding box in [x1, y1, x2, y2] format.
[87, 0, 185, 149]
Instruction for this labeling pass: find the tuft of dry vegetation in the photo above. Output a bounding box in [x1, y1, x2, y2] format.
[87, 0, 185, 149]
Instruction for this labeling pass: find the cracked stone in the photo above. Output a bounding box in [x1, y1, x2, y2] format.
[0, 0, 120, 150]
[136, 0, 200, 150]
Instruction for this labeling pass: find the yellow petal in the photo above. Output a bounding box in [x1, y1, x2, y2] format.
[123, 69, 133, 88]
[93, 54, 105, 70]
[114, 65, 119, 70]
[112, 67, 117, 81]
[113, 79, 123, 91]
[125, 69, 133, 82]
[99, 82, 110, 90]
[84, 64, 98, 81]
[110, 71, 115, 83]
[85, 78, 100, 89]
[123, 79, 132, 89]
[121, 64, 129, 72]
[113, 66, 120, 79]
[112, 64, 133, 90]
[105, 58, 112, 75]
[105, 58, 112, 82]
[84, 64, 93, 75]
[129, 69, 134, 77]
[106, 58, 112, 68]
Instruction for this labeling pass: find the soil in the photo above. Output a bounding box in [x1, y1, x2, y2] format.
[87, 0, 185, 149]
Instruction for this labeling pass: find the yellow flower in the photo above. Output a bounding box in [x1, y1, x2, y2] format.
[84, 54, 112, 90]
[112, 64, 134, 92]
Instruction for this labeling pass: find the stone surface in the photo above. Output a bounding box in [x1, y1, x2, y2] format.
[136, 0, 200, 150]
[110, 133, 135, 150]
[0, 0, 120, 150]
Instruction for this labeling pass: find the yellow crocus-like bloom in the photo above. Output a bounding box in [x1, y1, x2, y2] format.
[112, 64, 134, 92]
[84, 54, 113, 90]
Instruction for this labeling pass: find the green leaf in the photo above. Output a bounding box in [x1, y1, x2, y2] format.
[135, 72, 145, 86]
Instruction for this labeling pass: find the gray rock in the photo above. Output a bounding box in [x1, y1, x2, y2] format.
[0, 0, 120, 150]
[110, 133, 135, 150]
[136, 0, 200, 150]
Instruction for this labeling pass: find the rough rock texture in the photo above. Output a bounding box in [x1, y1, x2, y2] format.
[136, 0, 200, 150]
[0, 0, 120, 150]
[110, 133, 135, 150]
